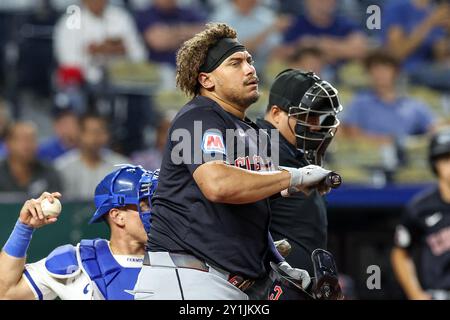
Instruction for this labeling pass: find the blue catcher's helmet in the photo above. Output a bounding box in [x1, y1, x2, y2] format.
[89, 164, 159, 233]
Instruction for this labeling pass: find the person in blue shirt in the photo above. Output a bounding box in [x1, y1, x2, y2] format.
[279, 0, 368, 65]
[381, 0, 450, 90]
[136, 0, 206, 67]
[211, 0, 292, 78]
[341, 50, 436, 143]
[0, 143, 5, 159]
[37, 109, 80, 162]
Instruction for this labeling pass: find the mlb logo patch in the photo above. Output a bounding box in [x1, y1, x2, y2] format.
[202, 130, 226, 154]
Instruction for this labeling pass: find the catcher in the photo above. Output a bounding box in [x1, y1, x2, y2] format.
[0, 165, 158, 300]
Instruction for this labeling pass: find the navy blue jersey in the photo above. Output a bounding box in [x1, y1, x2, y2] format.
[394, 185, 450, 290]
[148, 96, 275, 279]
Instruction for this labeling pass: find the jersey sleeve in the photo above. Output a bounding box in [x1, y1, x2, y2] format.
[170, 107, 230, 174]
[23, 258, 59, 300]
[394, 204, 421, 251]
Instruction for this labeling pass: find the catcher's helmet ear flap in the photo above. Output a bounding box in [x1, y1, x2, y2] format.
[429, 127, 450, 176]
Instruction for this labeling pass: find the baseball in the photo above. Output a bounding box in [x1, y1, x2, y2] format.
[41, 198, 62, 217]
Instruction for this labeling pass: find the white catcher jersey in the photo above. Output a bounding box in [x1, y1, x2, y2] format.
[23, 240, 143, 300]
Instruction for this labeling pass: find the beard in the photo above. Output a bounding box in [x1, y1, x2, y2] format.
[231, 90, 260, 109]
[214, 74, 261, 109]
[225, 86, 260, 109]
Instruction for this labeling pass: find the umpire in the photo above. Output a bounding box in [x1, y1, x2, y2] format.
[257, 69, 342, 275]
[133, 23, 334, 300]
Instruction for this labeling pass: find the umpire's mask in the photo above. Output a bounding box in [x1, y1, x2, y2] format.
[268, 69, 342, 165]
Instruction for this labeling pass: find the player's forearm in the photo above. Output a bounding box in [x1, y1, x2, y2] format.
[0, 251, 27, 298]
[193, 162, 290, 204]
[391, 247, 427, 299]
[0, 220, 35, 298]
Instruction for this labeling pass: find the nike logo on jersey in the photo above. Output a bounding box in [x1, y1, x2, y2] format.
[395, 225, 411, 248]
[425, 212, 443, 227]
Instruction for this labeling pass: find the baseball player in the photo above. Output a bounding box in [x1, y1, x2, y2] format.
[0, 165, 158, 300]
[133, 23, 336, 300]
[391, 128, 450, 300]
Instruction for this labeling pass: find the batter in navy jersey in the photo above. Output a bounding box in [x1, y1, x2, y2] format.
[149, 96, 276, 279]
[133, 23, 334, 300]
[392, 128, 450, 300]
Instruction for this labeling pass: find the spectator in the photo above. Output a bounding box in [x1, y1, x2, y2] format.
[277, 0, 368, 65]
[287, 46, 325, 77]
[136, 0, 205, 67]
[341, 51, 436, 144]
[211, 0, 292, 76]
[0, 121, 62, 199]
[37, 108, 80, 162]
[275, 0, 303, 16]
[0, 99, 11, 159]
[130, 111, 173, 171]
[382, 0, 450, 90]
[55, 113, 128, 200]
[53, 0, 146, 85]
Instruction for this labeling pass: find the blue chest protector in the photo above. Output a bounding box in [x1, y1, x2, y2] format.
[78, 239, 141, 300]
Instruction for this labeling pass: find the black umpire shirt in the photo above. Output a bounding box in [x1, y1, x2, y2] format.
[256, 119, 327, 274]
[148, 96, 275, 279]
[394, 185, 450, 290]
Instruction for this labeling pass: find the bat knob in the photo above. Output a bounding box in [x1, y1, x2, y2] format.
[324, 172, 342, 189]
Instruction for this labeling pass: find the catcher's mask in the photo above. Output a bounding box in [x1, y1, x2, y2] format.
[268, 69, 342, 165]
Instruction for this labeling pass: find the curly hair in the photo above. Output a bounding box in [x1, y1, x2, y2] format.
[176, 23, 237, 97]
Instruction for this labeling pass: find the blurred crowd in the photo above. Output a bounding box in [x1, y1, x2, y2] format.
[0, 0, 449, 201]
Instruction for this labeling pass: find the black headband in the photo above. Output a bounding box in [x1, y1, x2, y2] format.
[199, 38, 246, 73]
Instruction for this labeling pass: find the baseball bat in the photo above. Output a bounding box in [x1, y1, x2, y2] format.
[281, 171, 342, 197]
